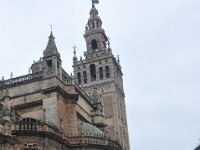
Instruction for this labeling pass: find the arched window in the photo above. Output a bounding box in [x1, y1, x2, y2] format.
[91, 39, 98, 50]
[90, 64, 96, 81]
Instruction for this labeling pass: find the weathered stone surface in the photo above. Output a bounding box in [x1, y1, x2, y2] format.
[0, 3, 129, 150]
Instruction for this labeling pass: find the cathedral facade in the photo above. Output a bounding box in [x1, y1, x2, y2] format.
[0, 3, 130, 150]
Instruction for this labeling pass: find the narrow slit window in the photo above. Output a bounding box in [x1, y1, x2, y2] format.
[105, 66, 110, 78]
[90, 64, 96, 81]
[83, 71, 87, 83]
[99, 67, 103, 80]
[47, 60, 52, 67]
[91, 39, 97, 50]
[77, 72, 81, 84]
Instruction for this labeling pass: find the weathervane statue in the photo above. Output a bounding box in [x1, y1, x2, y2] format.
[91, 0, 99, 7]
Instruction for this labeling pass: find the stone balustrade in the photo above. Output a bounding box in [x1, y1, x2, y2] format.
[12, 121, 121, 149]
[67, 134, 121, 149]
[0, 71, 75, 88]
[0, 72, 43, 88]
[65, 78, 74, 85]
[67, 134, 106, 145]
[13, 121, 62, 138]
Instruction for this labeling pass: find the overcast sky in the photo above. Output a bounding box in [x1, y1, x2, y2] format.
[0, 0, 200, 150]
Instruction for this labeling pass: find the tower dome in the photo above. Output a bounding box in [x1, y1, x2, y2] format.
[77, 119, 104, 136]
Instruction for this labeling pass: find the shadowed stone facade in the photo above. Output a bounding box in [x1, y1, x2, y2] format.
[0, 3, 129, 150]
[194, 145, 200, 150]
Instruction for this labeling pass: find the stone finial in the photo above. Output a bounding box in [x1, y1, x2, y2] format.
[11, 109, 16, 121]
[85, 25, 88, 30]
[108, 40, 110, 48]
[117, 55, 120, 63]
[10, 72, 13, 79]
[29, 68, 32, 74]
[73, 45, 78, 63]
[73, 45, 77, 56]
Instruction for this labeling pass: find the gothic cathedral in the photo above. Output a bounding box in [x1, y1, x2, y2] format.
[0, 2, 130, 150]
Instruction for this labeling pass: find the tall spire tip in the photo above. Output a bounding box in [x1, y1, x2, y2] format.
[50, 24, 53, 32]
[49, 25, 55, 39]
[73, 45, 77, 57]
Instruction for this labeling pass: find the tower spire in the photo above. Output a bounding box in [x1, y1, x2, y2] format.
[87, 1, 102, 31]
[43, 30, 60, 58]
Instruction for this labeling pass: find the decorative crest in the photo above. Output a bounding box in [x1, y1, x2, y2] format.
[10, 72, 13, 79]
[91, 0, 99, 7]
[50, 24, 53, 32]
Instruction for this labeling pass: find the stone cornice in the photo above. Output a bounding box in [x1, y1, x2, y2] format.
[11, 100, 43, 110]
[42, 86, 79, 104]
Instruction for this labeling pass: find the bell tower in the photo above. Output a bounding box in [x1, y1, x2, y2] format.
[84, 3, 108, 55]
[73, 2, 130, 150]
